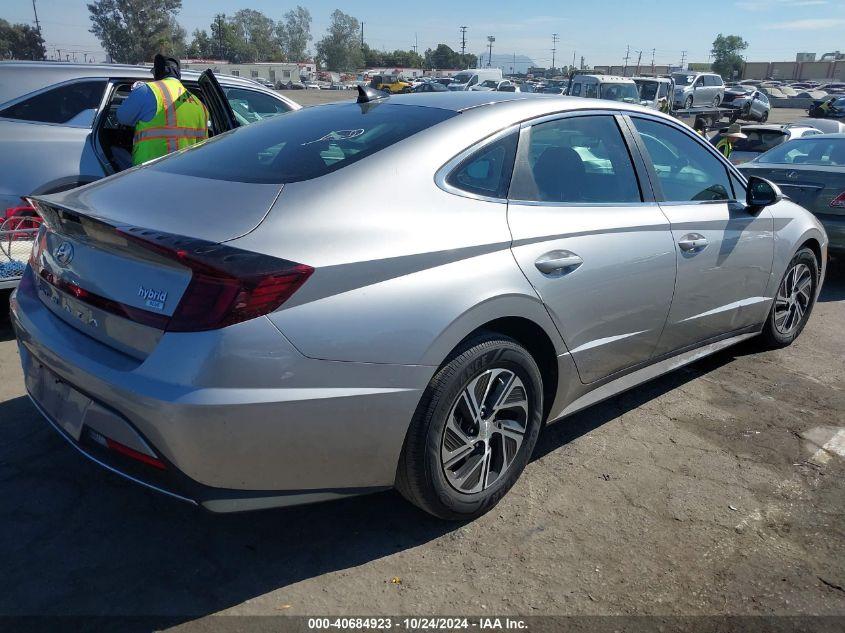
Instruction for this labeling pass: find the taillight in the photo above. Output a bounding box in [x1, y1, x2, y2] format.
[116, 227, 313, 332]
[830, 192, 845, 209]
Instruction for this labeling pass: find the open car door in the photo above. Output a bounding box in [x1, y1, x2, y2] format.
[199, 69, 238, 134]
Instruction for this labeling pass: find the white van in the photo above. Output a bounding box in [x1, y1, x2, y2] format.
[448, 68, 504, 91]
[568, 75, 640, 104]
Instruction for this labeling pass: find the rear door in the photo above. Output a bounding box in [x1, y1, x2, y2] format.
[507, 111, 677, 384]
[627, 114, 774, 355]
[198, 69, 238, 134]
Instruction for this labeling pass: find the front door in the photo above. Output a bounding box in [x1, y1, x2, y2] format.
[198, 69, 238, 134]
[627, 115, 774, 355]
[507, 112, 677, 384]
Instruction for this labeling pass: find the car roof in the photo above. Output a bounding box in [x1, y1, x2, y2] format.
[381, 92, 659, 122]
[0, 60, 279, 105]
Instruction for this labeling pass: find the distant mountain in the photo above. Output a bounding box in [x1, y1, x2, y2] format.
[475, 53, 536, 74]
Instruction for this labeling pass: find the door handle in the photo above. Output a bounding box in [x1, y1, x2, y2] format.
[678, 233, 709, 253]
[534, 250, 583, 275]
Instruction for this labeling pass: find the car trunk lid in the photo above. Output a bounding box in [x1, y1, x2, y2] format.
[741, 164, 845, 216]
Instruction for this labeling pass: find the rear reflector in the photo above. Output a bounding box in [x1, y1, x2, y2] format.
[88, 429, 167, 470]
[830, 192, 845, 209]
[116, 227, 313, 332]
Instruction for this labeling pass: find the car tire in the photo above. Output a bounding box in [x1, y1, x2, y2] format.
[684, 95, 694, 109]
[712, 95, 721, 107]
[395, 333, 544, 521]
[759, 110, 769, 123]
[758, 247, 819, 349]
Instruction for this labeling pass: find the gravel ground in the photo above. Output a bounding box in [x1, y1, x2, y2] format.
[0, 258, 842, 626]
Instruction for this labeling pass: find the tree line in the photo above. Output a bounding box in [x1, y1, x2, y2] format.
[81, 0, 479, 72]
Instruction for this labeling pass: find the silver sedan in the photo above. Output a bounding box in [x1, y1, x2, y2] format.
[11, 90, 827, 520]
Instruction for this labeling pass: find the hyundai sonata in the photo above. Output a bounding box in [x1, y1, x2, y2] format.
[12, 89, 827, 520]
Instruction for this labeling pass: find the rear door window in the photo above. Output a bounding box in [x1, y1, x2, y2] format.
[0, 80, 107, 126]
[509, 115, 641, 203]
[149, 102, 457, 184]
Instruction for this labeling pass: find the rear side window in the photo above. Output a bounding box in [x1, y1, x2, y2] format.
[149, 102, 456, 184]
[446, 131, 518, 199]
[509, 115, 641, 204]
[632, 117, 731, 202]
[571, 83, 582, 96]
[0, 80, 106, 126]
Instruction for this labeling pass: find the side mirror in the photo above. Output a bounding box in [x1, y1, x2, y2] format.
[746, 176, 783, 208]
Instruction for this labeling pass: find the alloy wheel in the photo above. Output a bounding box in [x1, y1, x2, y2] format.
[774, 263, 812, 336]
[440, 368, 529, 494]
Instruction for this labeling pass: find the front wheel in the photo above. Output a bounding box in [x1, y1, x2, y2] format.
[712, 95, 721, 107]
[759, 248, 819, 348]
[759, 109, 769, 123]
[395, 334, 544, 520]
[684, 95, 694, 109]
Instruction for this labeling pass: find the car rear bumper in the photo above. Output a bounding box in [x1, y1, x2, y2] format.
[11, 268, 432, 512]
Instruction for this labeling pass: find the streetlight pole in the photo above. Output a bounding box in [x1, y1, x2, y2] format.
[487, 36, 495, 67]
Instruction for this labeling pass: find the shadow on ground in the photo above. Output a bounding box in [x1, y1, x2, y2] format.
[0, 260, 841, 626]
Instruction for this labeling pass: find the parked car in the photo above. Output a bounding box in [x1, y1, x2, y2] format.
[672, 72, 725, 109]
[412, 82, 448, 93]
[447, 68, 503, 91]
[283, 81, 305, 90]
[540, 80, 568, 95]
[720, 86, 771, 122]
[568, 75, 639, 103]
[253, 78, 275, 89]
[792, 118, 845, 134]
[369, 74, 411, 94]
[305, 82, 320, 89]
[12, 91, 827, 520]
[470, 79, 518, 92]
[632, 77, 672, 110]
[0, 61, 300, 289]
[809, 96, 845, 119]
[710, 124, 822, 165]
[739, 133, 845, 253]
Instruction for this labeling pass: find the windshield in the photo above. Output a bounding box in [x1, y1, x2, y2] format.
[635, 80, 658, 100]
[599, 83, 639, 102]
[480, 80, 498, 88]
[452, 73, 472, 85]
[756, 137, 845, 166]
[672, 74, 695, 87]
[150, 103, 457, 184]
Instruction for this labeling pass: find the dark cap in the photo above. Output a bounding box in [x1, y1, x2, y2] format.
[152, 54, 180, 81]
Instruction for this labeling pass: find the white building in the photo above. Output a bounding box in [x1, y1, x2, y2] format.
[182, 60, 317, 85]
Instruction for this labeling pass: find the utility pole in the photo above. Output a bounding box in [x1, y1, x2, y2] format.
[361, 22, 364, 48]
[635, 50, 642, 75]
[623, 45, 630, 75]
[31, 0, 41, 35]
[580, 55, 584, 70]
[572, 50, 576, 70]
[412, 33, 418, 55]
[83, 52, 88, 63]
[215, 14, 225, 61]
[651, 48, 655, 74]
[551, 33, 559, 73]
[459, 26, 467, 56]
[487, 36, 495, 67]
[680, 50, 687, 69]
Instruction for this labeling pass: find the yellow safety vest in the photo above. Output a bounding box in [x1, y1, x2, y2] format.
[132, 77, 209, 166]
[715, 138, 733, 159]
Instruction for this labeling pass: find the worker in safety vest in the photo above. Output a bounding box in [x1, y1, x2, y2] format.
[818, 97, 837, 115]
[693, 117, 708, 137]
[116, 54, 208, 166]
[714, 122, 746, 160]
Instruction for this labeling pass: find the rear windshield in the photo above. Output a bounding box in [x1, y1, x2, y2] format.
[713, 130, 787, 153]
[757, 137, 845, 166]
[149, 102, 457, 184]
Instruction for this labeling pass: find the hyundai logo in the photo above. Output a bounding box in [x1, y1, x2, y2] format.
[786, 171, 799, 180]
[54, 241, 74, 267]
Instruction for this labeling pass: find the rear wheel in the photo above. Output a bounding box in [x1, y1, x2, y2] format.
[759, 109, 769, 123]
[759, 248, 819, 348]
[396, 334, 544, 520]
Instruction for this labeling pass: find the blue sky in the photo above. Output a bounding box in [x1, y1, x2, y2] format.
[5, 0, 845, 66]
